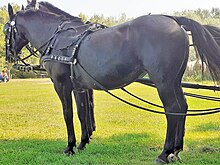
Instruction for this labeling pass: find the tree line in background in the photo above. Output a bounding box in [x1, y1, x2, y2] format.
[0, 3, 220, 80]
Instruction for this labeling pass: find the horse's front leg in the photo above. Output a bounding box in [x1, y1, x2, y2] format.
[88, 89, 96, 132]
[53, 79, 76, 155]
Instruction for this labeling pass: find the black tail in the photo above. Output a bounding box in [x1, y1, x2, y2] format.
[174, 16, 220, 81]
[204, 25, 220, 46]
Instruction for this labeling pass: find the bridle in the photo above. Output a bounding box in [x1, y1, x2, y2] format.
[4, 15, 19, 63]
[5, 14, 37, 67]
[4, 14, 70, 69]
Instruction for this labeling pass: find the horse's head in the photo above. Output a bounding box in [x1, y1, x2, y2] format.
[4, 4, 29, 63]
[4, 1, 86, 64]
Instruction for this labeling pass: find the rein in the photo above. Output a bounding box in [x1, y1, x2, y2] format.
[121, 87, 220, 112]
[76, 62, 220, 116]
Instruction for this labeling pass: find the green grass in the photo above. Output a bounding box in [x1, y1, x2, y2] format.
[0, 79, 219, 164]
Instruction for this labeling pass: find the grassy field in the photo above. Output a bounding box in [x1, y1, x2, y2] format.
[0, 79, 219, 165]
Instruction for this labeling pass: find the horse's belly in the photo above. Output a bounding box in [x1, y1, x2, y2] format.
[75, 64, 143, 90]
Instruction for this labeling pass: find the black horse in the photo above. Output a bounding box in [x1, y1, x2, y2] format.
[4, 3, 220, 164]
[25, 0, 96, 151]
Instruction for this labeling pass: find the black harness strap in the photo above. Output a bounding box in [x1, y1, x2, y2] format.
[121, 87, 220, 112]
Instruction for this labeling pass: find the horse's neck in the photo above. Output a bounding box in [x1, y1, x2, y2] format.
[26, 20, 61, 52]
[22, 16, 86, 52]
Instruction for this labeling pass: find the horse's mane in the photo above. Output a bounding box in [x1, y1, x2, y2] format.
[21, 9, 69, 23]
[39, 1, 82, 22]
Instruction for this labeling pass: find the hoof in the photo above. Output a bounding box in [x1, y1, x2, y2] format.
[64, 146, 75, 156]
[77, 138, 90, 151]
[167, 153, 179, 163]
[77, 142, 86, 151]
[154, 158, 168, 164]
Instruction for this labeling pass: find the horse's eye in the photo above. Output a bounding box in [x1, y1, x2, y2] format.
[3, 23, 10, 35]
[3, 28, 8, 35]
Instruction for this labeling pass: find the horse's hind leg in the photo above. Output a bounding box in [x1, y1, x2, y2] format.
[74, 90, 95, 150]
[155, 81, 187, 164]
[174, 87, 188, 160]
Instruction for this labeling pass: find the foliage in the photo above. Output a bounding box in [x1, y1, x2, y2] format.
[173, 8, 220, 25]
[0, 4, 220, 80]
[9, 68, 37, 79]
[0, 79, 219, 164]
[79, 12, 132, 27]
[87, 13, 132, 27]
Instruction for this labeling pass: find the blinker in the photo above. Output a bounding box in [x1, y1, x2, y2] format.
[10, 21, 15, 26]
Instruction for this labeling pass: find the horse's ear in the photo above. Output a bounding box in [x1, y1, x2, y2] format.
[8, 3, 14, 20]
[21, 5, 25, 10]
[27, 0, 31, 4]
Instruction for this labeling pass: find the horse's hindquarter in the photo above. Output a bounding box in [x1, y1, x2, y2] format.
[76, 15, 189, 90]
[131, 15, 189, 84]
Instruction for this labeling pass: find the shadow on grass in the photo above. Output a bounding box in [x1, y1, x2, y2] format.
[0, 134, 219, 165]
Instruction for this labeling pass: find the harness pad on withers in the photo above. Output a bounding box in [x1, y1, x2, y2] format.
[41, 23, 106, 64]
